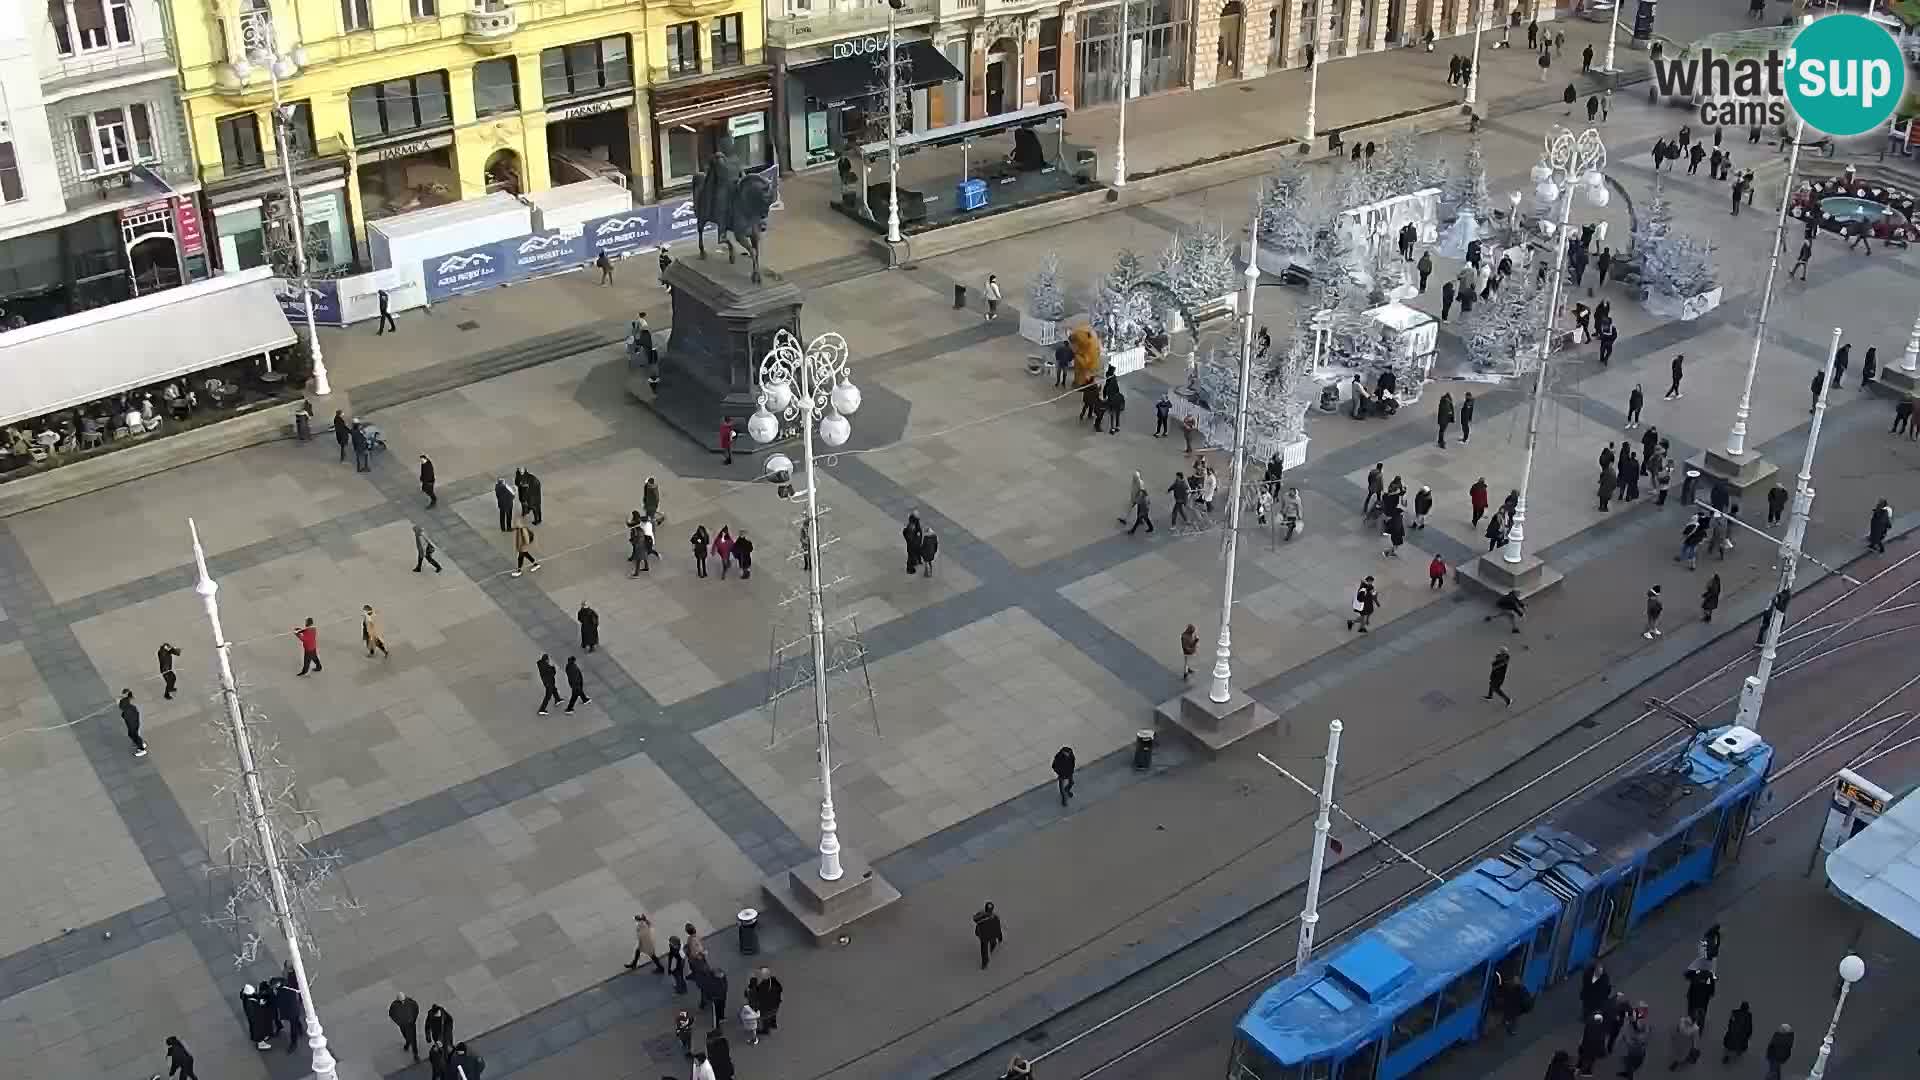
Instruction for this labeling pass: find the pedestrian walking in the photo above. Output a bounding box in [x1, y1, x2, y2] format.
[1623, 383, 1645, 429]
[1382, 508, 1406, 558]
[668, 938, 689, 994]
[362, 605, 389, 659]
[166, 1035, 198, 1080]
[1654, 457, 1673, 506]
[973, 902, 1004, 968]
[1666, 354, 1685, 398]
[333, 410, 351, 462]
[1168, 472, 1192, 527]
[1363, 462, 1384, 515]
[1708, 510, 1733, 560]
[1684, 966, 1717, 1029]
[746, 967, 782, 1032]
[596, 249, 614, 285]
[733, 531, 753, 578]
[1459, 391, 1474, 442]
[737, 995, 760, 1044]
[350, 420, 370, 472]
[1179, 622, 1200, 678]
[1486, 506, 1510, 551]
[1668, 1013, 1701, 1069]
[1762, 1024, 1794, 1080]
[1538, 45, 1551, 80]
[1810, 367, 1826, 413]
[419, 454, 436, 508]
[1488, 588, 1526, 635]
[1104, 375, 1125, 434]
[1347, 576, 1379, 633]
[519, 468, 545, 525]
[1605, 991, 1632, 1054]
[1279, 486, 1303, 540]
[118, 688, 147, 756]
[390, 993, 421, 1060]
[1868, 498, 1893, 553]
[1720, 1001, 1753, 1064]
[683, 524, 708, 577]
[1527, 16, 1538, 48]
[1128, 483, 1154, 535]
[1678, 513, 1708, 568]
[1597, 246, 1614, 288]
[1427, 553, 1448, 590]
[1700, 574, 1721, 623]
[1563, 83, 1577, 115]
[1470, 477, 1489, 525]
[1863, 346, 1877, 387]
[511, 517, 540, 576]
[626, 913, 664, 973]
[1492, 972, 1531, 1034]
[293, 617, 321, 675]
[1580, 963, 1613, 1020]
[902, 512, 924, 573]
[536, 653, 560, 715]
[1154, 392, 1172, 436]
[704, 967, 729, 1030]
[1599, 462, 1616, 512]
[1052, 746, 1076, 804]
[627, 511, 651, 575]
[643, 476, 662, 521]
[1579, 1011, 1610, 1074]
[1893, 399, 1914, 435]
[1643, 585, 1664, 639]
[564, 656, 591, 713]
[984, 274, 1002, 320]
[1764, 483, 1788, 526]
[1417, 249, 1433, 291]
[152, 641, 182, 700]
[919, 528, 938, 576]
[1620, 1003, 1651, 1078]
[1413, 485, 1433, 529]
[1441, 278, 1456, 320]
[1486, 646, 1513, 705]
[376, 288, 398, 334]
[1437, 391, 1454, 447]
[577, 601, 600, 654]
[692, 1051, 717, 1080]
[718, 416, 735, 465]
[493, 478, 514, 532]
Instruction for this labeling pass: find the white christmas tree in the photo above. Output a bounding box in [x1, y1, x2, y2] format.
[1462, 269, 1551, 374]
[1372, 129, 1427, 202]
[1259, 159, 1316, 256]
[1631, 172, 1675, 266]
[1445, 133, 1491, 220]
[1090, 249, 1153, 349]
[1028, 251, 1067, 322]
[1643, 232, 1720, 298]
[1163, 226, 1240, 308]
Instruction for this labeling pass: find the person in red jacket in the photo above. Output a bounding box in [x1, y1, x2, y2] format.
[294, 618, 322, 675]
[718, 417, 735, 465]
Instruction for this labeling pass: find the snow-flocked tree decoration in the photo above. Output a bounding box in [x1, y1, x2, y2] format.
[1445, 133, 1491, 220]
[1643, 232, 1720, 298]
[1259, 158, 1316, 257]
[1461, 266, 1551, 374]
[1162, 226, 1240, 309]
[1631, 172, 1675, 265]
[1090, 248, 1154, 350]
[1372, 129, 1428, 202]
[1028, 251, 1067, 322]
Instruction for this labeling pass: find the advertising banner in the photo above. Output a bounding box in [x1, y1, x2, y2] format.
[423, 240, 511, 301]
[657, 196, 700, 245]
[274, 279, 344, 326]
[586, 207, 661, 257]
[506, 227, 587, 278]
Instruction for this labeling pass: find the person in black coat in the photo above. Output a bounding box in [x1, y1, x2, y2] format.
[333, 410, 351, 462]
[1684, 967, 1717, 1029]
[424, 1002, 454, 1049]
[276, 976, 305, 1054]
[974, 901, 1005, 968]
[419, 454, 437, 507]
[920, 528, 939, 577]
[747, 967, 783, 1031]
[446, 1042, 484, 1079]
[1436, 391, 1455, 447]
[734, 532, 755, 578]
[1764, 1024, 1794, 1075]
[1722, 1001, 1754, 1063]
[1869, 499, 1893, 553]
[1103, 377, 1126, 434]
[241, 983, 274, 1048]
[578, 602, 600, 653]
[166, 1035, 198, 1080]
[390, 993, 422, 1059]
[1577, 1011, 1610, 1073]
[564, 656, 591, 712]
[1579, 963, 1613, 1021]
[494, 479, 515, 532]
[903, 512, 924, 573]
[428, 1041, 451, 1080]
[706, 1029, 737, 1080]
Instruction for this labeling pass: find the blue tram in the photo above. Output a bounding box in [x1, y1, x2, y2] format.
[1230, 724, 1774, 1080]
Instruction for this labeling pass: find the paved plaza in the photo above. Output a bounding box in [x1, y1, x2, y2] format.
[5, 11, 1920, 1079]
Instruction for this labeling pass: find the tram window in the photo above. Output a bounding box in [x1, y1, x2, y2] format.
[1496, 944, 1526, 984]
[1388, 994, 1439, 1051]
[1533, 919, 1555, 957]
[1646, 833, 1686, 876]
[1441, 961, 1490, 1017]
[1576, 888, 1604, 930]
[1305, 1061, 1332, 1080]
[1229, 1037, 1298, 1080]
[1683, 810, 1722, 852]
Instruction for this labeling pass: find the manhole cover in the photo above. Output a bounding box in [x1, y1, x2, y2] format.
[457, 320, 481, 331]
[1419, 690, 1454, 712]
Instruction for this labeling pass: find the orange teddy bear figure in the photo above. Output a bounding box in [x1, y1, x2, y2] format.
[1069, 325, 1103, 386]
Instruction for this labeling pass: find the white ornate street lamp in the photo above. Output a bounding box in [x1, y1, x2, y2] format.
[884, 0, 904, 247]
[1805, 954, 1866, 1080]
[1113, 0, 1131, 188]
[1902, 302, 1920, 376]
[747, 330, 861, 882]
[1303, 5, 1321, 145]
[1466, 0, 1485, 106]
[1601, 0, 1622, 74]
[236, 10, 329, 397]
[1724, 114, 1806, 462]
[1504, 127, 1608, 566]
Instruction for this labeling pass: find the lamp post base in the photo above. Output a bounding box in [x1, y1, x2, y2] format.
[1690, 448, 1782, 505]
[1462, 551, 1565, 601]
[1154, 686, 1278, 752]
[760, 846, 900, 940]
[1873, 366, 1920, 399]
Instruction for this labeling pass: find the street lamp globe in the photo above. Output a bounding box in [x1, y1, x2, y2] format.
[1536, 178, 1560, 204]
[818, 409, 851, 447]
[230, 58, 254, 83]
[765, 452, 793, 478]
[1530, 160, 1554, 186]
[1838, 954, 1866, 983]
[829, 376, 862, 416]
[747, 405, 780, 445]
[763, 377, 794, 414]
[1585, 183, 1611, 209]
[272, 55, 298, 80]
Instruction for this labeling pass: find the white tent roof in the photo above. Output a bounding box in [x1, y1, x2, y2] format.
[0, 267, 295, 430]
[1828, 790, 1920, 938]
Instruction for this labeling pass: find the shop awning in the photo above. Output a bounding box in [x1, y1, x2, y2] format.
[0, 266, 296, 429]
[793, 41, 962, 107]
[1829, 790, 1920, 940]
[856, 100, 1068, 162]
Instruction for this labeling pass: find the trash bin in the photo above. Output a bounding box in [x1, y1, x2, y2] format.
[737, 907, 760, 955]
[1075, 149, 1099, 182]
[1132, 729, 1156, 771]
[292, 408, 311, 442]
[953, 282, 968, 309]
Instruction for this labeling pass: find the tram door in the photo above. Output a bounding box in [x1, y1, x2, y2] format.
[1597, 869, 1642, 955]
[1714, 795, 1756, 876]
[1338, 1039, 1382, 1080]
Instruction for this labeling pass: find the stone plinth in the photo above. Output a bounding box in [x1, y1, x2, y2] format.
[1690, 447, 1780, 503]
[635, 258, 802, 453]
[1155, 686, 1278, 751]
[1875, 365, 1920, 398]
[1462, 551, 1565, 601]
[761, 847, 900, 941]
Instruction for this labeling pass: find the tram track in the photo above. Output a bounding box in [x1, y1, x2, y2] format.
[938, 548, 1920, 1080]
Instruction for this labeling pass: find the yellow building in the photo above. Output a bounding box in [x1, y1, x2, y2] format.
[170, 0, 774, 272]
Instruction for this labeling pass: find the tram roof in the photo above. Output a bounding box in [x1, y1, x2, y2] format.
[1542, 730, 1772, 874]
[1236, 864, 1562, 1066]
[1828, 790, 1920, 939]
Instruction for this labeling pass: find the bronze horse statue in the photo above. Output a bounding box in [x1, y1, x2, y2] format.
[691, 154, 776, 284]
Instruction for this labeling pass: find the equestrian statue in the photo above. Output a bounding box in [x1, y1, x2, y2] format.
[691, 151, 777, 284]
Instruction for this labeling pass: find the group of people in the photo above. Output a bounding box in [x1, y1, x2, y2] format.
[1597, 429, 1675, 513]
[1647, 124, 1759, 216]
[1123, 453, 1232, 534]
[1360, 463, 1436, 560]
[382, 995, 481, 1079]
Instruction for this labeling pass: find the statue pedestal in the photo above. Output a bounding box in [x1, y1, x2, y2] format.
[634, 258, 801, 453]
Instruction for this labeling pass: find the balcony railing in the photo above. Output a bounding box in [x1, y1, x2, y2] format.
[59, 158, 199, 211]
[764, 0, 936, 48]
[197, 136, 350, 187]
[41, 40, 176, 95]
[465, 2, 518, 42]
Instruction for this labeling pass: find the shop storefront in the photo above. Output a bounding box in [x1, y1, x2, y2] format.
[540, 34, 640, 193]
[779, 32, 962, 171]
[349, 70, 458, 223]
[1075, 0, 1193, 107]
[648, 70, 776, 193]
[209, 181, 355, 280]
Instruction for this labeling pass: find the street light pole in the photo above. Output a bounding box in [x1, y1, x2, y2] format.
[245, 12, 329, 397]
[749, 331, 861, 882]
[1901, 300, 1920, 375]
[1304, 9, 1320, 145]
[1805, 954, 1867, 1080]
[884, 0, 902, 246]
[190, 520, 338, 1080]
[1466, 0, 1484, 106]
[1207, 190, 1263, 705]
[1725, 117, 1803, 461]
[1504, 125, 1608, 566]
[1294, 718, 1342, 971]
[1602, 0, 1621, 73]
[1735, 326, 1840, 732]
[1114, 0, 1130, 188]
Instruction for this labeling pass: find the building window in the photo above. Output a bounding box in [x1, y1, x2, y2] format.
[50, 0, 136, 56]
[216, 112, 265, 169]
[710, 14, 743, 68]
[665, 22, 701, 77]
[342, 0, 371, 32]
[412, 0, 437, 16]
[280, 100, 317, 155]
[68, 104, 154, 174]
[348, 72, 451, 141]
[473, 57, 520, 116]
[0, 144, 21, 202]
[539, 36, 632, 102]
[1075, 0, 1192, 108]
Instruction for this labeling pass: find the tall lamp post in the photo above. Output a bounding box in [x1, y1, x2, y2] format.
[1501, 125, 1609, 568]
[884, 0, 904, 247]
[190, 520, 338, 1080]
[747, 330, 862, 882]
[1723, 115, 1805, 464]
[1304, 5, 1321, 144]
[1600, 0, 1623, 73]
[1805, 954, 1867, 1080]
[1900, 301, 1920, 380]
[236, 11, 330, 397]
[1735, 327, 1841, 732]
[1114, 0, 1130, 188]
[1465, 0, 1485, 106]
[1294, 718, 1342, 970]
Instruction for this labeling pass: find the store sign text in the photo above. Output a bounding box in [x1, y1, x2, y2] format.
[832, 35, 893, 59]
[367, 134, 453, 163]
[549, 94, 635, 122]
